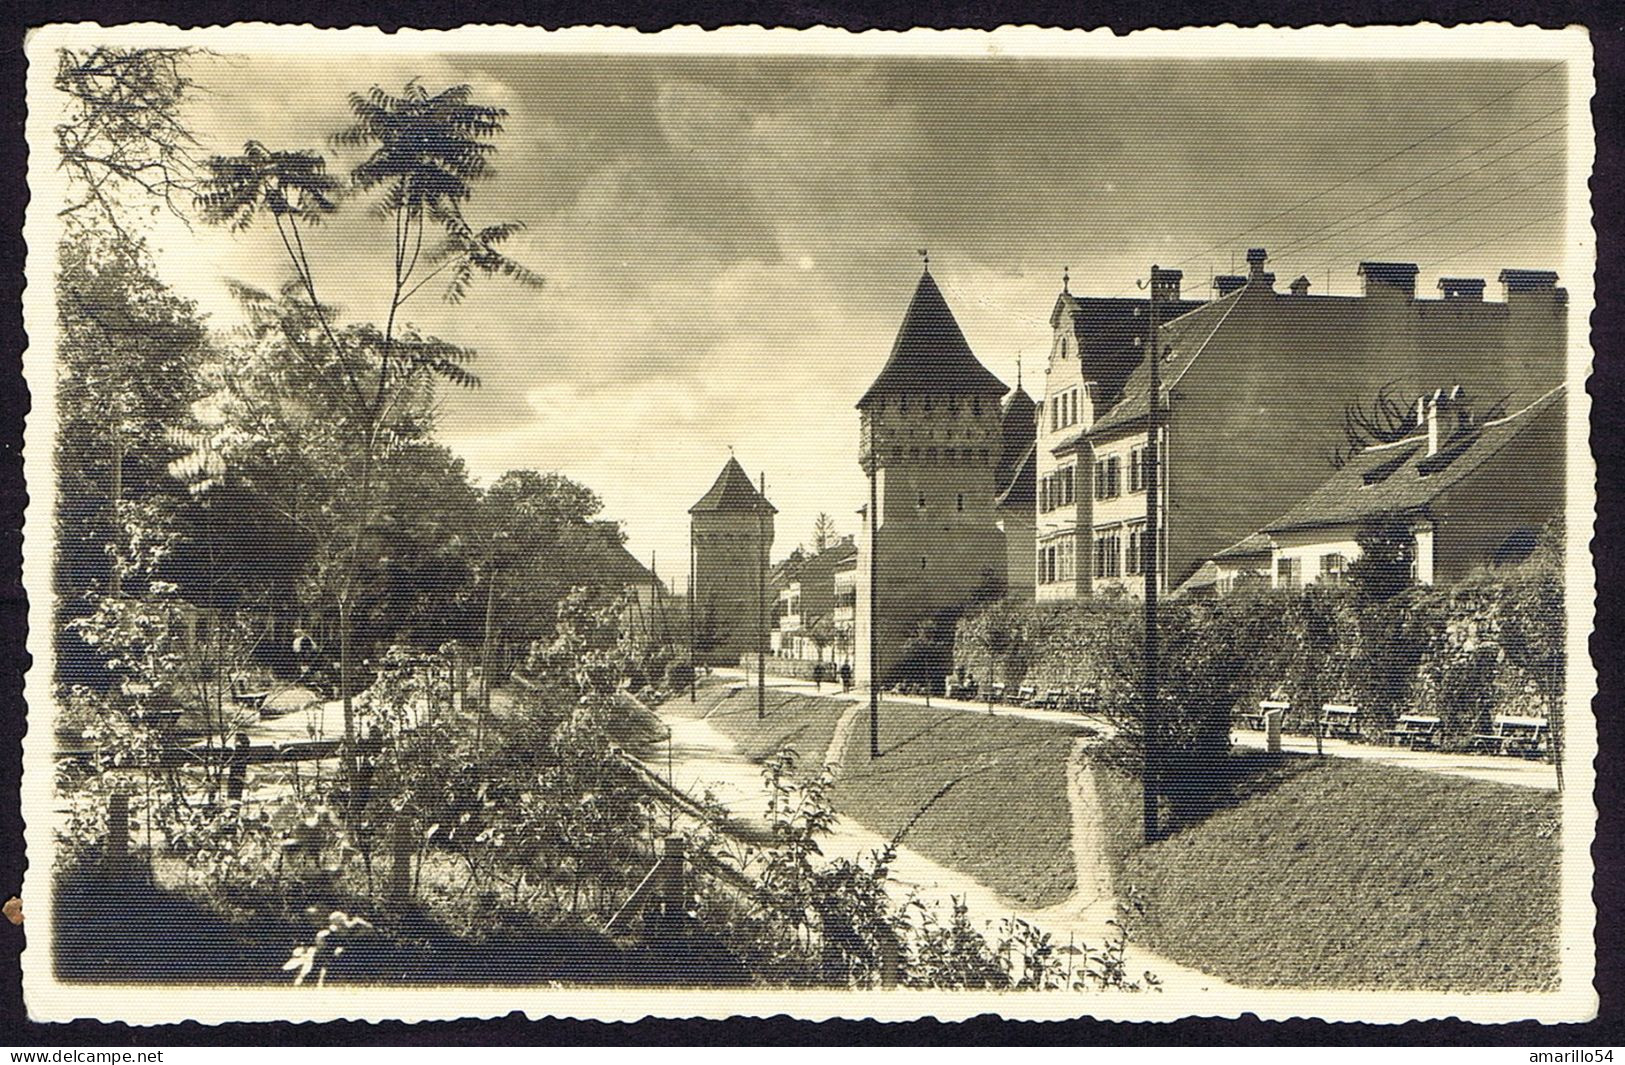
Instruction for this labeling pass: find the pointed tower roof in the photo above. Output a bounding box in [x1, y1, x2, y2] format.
[689, 456, 776, 514]
[996, 385, 1037, 486]
[857, 270, 1008, 408]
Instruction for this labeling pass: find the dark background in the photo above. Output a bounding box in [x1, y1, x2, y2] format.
[0, 0, 1619, 1046]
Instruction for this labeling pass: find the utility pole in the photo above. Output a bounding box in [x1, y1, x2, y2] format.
[1142, 267, 1164, 845]
[868, 461, 880, 758]
[688, 529, 697, 703]
[758, 471, 767, 721]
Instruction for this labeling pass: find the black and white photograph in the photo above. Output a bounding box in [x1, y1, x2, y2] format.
[17, 22, 1598, 1025]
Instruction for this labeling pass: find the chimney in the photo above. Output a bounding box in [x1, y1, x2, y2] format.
[1417, 386, 1468, 456]
[1438, 277, 1485, 302]
[1289, 275, 1311, 296]
[1245, 247, 1275, 290]
[1213, 274, 1247, 297]
[1150, 266, 1183, 303]
[1358, 261, 1419, 299]
[1498, 268, 1559, 301]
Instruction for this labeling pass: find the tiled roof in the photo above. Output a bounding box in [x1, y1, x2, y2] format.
[1261, 386, 1565, 534]
[1086, 289, 1246, 437]
[1212, 531, 1273, 560]
[596, 529, 658, 585]
[857, 271, 1007, 408]
[689, 456, 776, 514]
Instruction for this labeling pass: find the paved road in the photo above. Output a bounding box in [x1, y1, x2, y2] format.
[715, 668, 1559, 792]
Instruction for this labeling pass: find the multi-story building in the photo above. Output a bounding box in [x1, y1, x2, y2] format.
[770, 536, 858, 661]
[854, 266, 1013, 687]
[1034, 267, 1201, 601]
[689, 455, 775, 665]
[1037, 249, 1567, 599]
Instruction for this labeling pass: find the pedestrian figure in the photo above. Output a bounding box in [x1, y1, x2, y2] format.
[840, 661, 852, 692]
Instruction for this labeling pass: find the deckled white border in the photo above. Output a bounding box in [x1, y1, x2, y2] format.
[19, 20, 1599, 1026]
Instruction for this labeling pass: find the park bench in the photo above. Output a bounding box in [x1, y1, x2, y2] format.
[1243, 699, 1291, 731]
[1471, 714, 1550, 757]
[989, 682, 1007, 703]
[1066, 687, 1099, 713]
[1015, 685, 1038, 705]
[230, 677, 271, 711]
[1037, 689, 1064, 709]
[946, 680, 977, 700]
[1318, 703, 1362, 740]
[1386, 714, 1441, 749]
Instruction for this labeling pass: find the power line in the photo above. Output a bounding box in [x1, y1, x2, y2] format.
[1311, 167, 1565, 275]
[1414, 207, 1566, 272]
[1262, 128, 1564, 262]
[1161, 63, 1566, 274]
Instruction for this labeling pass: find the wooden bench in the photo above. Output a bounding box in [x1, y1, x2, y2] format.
[1066, 687, 1099, 713]
[1016, 685, 1038, 706]
[1471, 715, 1551, 757]
[1387, 714, 1441, 749]
[1025, 688, 1063, 709]
[1319, 703, 1362, 740]
[988, 682, 1007, 704]
[947, 680, 978, 700]
[1243, 699, 1291, 731]
[230, 678, 270, 710]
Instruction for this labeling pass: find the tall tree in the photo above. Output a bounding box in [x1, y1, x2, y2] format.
[812, 512, 837, 553]
[54, 46, 202, 237]
[177, 80, 542, 782]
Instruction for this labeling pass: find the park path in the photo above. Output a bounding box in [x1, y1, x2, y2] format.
[722, 668, 1558, 792]
[655, 693, 1233, 994]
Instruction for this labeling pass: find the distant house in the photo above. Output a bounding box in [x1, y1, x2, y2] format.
[771, 536, 858, 663]
[592, 523, 670, 640]
[1254, 385, 1566, 589]
[1037, 248, 1566, 599]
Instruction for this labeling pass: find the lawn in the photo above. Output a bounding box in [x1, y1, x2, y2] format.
[830, 701, 1092, 908]
[1094, 756, 1561, 990]
[682, 685, 853, 765]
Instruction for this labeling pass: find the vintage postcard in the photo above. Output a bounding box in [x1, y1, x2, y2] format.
[19, 22, 1598, 1025]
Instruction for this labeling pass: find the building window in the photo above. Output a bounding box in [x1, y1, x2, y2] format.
[1094, 455, 1121, 500]
[1057, 537, 1075, 581]
[1277, 557, 1303, 590]
[1319, 552, 1347, 585]
[1129, 446, 1147, 493]
[1061, 466, 1075, 505]
[1050, 400, 1059, 433]
[1094, 528, 1123, 578]
[1125, 523, 1146, 576]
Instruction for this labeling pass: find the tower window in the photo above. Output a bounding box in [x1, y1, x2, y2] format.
[956, 492, 964, 512]
[920, 557, 928, 570]
[917, 492, 927, 510]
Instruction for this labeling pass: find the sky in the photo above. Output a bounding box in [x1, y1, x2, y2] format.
[138, 52, 1569, 589]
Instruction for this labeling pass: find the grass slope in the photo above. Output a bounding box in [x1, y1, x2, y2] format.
[1096, 757, 1560, 990]
[831, 701, 1090, 908]
[686, 685, 852, 765]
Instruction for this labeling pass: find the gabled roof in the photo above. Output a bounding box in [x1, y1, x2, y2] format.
[1262, 386, 1565, 534]
[857, 270, 1008, 408]
[1078, 289, 1245, 439]
[689, 456, 776, 514]
[592, 523, 658, 585]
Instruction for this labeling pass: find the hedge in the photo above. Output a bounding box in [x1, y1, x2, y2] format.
[952, 545, 1564, 755]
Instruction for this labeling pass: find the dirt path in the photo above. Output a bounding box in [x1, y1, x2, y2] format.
[653, 696, 1234, 995]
